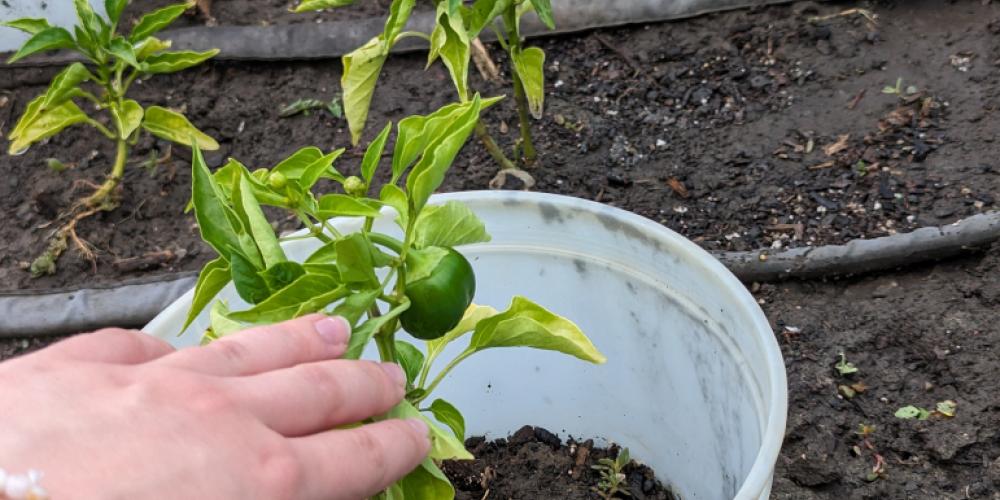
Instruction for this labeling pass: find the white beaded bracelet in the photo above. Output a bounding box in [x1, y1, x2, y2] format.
[0, 469, 49, 500]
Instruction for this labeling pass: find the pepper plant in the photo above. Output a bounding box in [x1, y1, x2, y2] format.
[185, 96, 605, 499]
[4, 0, 219, 276]
[294, 0, 551, 181]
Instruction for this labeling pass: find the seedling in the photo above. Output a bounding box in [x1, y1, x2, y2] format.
[278, 97, 343, 118]
[4, 0, 218, 276]
[881, 78, 919, 98]
[591, 447, 633, 499]
[293, 0, 554, 181]
[835, 353, 859, 375]
[186, 97, 606, 499]
[895, 400, 957, 420]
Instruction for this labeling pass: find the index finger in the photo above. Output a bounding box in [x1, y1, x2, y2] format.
[158, 314, 350, 376]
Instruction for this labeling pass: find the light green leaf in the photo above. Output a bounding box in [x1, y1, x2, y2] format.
[344, 299, 410, 359]
[233, 170, 285, 267]
[2, 18, 51, 36]
[426, 304, 499, 367]
[936, 400, 957, 418]
[469, 296, 606, 363]
[111, 99, 144, 139]
[406, 95, 483, 214]
[41, 63, 92, 110]
[299, 148, 346, 190]
[464, 0, 511, 38]
[512, 46, 545, 119]
[229, 274, 344, 322]
[134, 36, 172, 60]
[6, 27, 76, 63]
[260, 261, 306, 293]
[130, 1, 194, 42]
[384, 0, 416, 41]
[141, 49, 219, 73]
[361, 122, 392, 185]
[428, 7, 470, 100]
[230, 250, 270, 305]
[210, 300, 246, 337]
[527, 0, 555, 29]
[292, 0, 355, 12]
[304, 240, 338, 264]
[212, 159, 288, 207]
[335, 233, 379, 286]
[7, 100, 88, 155]
[895, 406, 931, 420]
[105, 0, 129, 24]
[142, 105, 219, 150]
[182, 256, 231, 330]
[428, 398, 465, 442]
[379, 184, 409, 228]
[405, 246, 449, 284]
[399, 459, 456, 499]
[272, 147, 323, 178]
[317, 194, 382, 219]
[73, 25, 99, 59]
[107, 36, 139, 68]
[331, 288, 381, 326]
[394, 340, 425, 385]
[341, 37, 388, 145]
[414, 201, 490, 249]
[389, 400, 472, 460]
[73, 0, 105, 44]
[191, 145, 243, 258]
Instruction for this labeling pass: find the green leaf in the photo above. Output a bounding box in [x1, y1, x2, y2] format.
[232, 170, 285, 267]
[464, 0, 511, 38]
[335, 234, 379, 286]
[428, 398, 465, 442]
[7, 100, 88, 155]
[272, 147, 323, 178]
[105, 0, 129, 24]
[835, 354, 858, 376]
[341, 37, 388, 145]
[305, 240, 339, 264]
[130, 1, 194, 42]
[6, 27, 76, 63]
[468, 296, 606, 363]
[528, 0, 555, 29]
[344, 300, 410, 359]
[212, 159, 288, 207]
[936, 400, 957, 418]
[73, 25, 99, 59]
[41, 63, 92, 110]
[399, 459, 456, 499]
[428, 7, 470, 100]
[388, 400, 472, 460]
[111, 99, 144, 139]
[394, 340, 425, 385]
[292, 0, 355, 13]
[317, 194, 382, 219]
[230, 250, 270, 305]
[299, 148, 346, 191]
[142, 105, 219, 150]
[73, 0, 106, 44]
[384, 0, 416, 41]
[229, 274, 344, 322]
[406, 95, 483, 214]
[210, 300, 246, 337]
[183, 256, 231, 330]
[379, 184, 409, 228]
[134, 36, 172, 60]
[426, 304, 498, 366]
[414, 201, 490, 249]
[895, 406, 931, 420]
[331, 288, 381, 326]
[512, 46, 545, 118]
[191, 145, 243, 258]
[141, 49, 219, 73]
[107, 36, 139, 68]
[404, 246, 449, 284]
[361, 122, 392, 185]
[2, 18, 51, 36]
[260, 262, 306, 293]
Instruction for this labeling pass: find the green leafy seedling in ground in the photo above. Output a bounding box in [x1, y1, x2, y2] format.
[895, 400, 957, 420]
[293, 0, 554, 185]
[278, 97, 343, 118]
[4, 0, 218, 276]
[592, 447, 633, 499]
[186, 96, 606, 500]
[835, 352, 859, 375]
[882, 77, 919, 98]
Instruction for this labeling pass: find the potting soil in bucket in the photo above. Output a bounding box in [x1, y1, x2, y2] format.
[144, 191, 787, 500]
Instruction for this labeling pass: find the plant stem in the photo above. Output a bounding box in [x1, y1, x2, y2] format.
[83, 139, 127, 208]
[503, 5, 537, 164]
[475, 122, 517, 171]
[295, 210, 332, 243]
[416, 349, 474, 403]
[368, 233, 404, 254]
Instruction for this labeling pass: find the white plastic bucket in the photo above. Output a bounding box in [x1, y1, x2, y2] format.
[144, 191, 787, 500]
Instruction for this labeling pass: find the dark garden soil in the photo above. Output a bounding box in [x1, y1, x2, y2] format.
[442, 425, 675, 500]
[123, 0, 396, 28]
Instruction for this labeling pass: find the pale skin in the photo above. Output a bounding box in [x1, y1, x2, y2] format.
[0, 314, 431, 500]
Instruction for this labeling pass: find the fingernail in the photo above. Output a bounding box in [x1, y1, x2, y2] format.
[405, 418, 430, 441]
[314, 316, 350, 345]
[380, 362, 407, 387]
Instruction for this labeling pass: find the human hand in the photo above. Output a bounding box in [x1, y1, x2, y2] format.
[0, 315, 430, 500]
